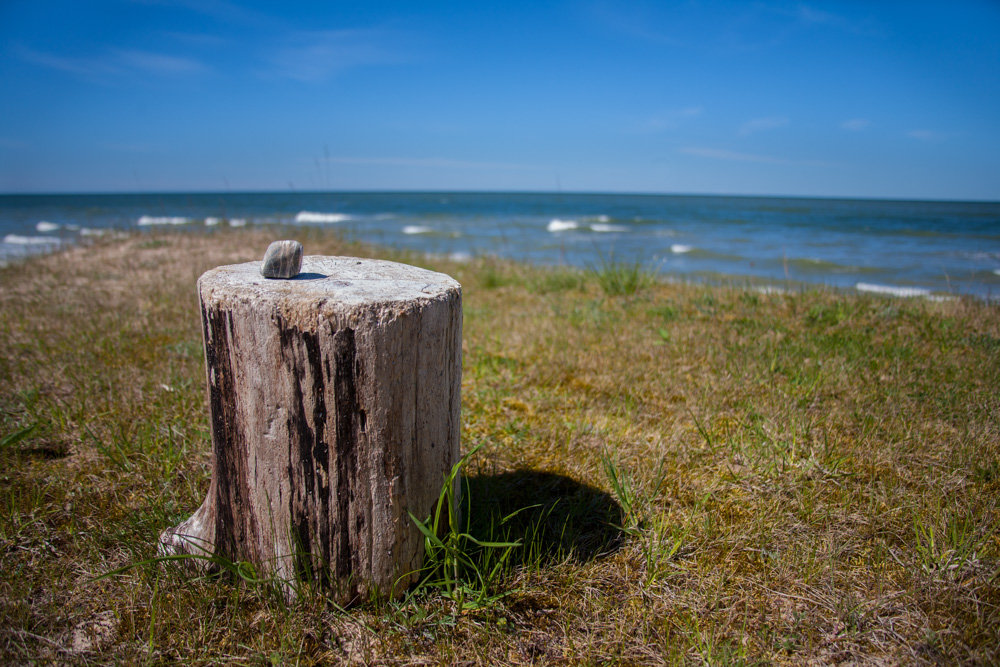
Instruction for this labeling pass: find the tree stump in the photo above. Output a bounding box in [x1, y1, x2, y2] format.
[159, 255, 462, 602]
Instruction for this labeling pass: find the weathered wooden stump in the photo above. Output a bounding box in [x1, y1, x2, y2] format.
[160, 255, 462, 602]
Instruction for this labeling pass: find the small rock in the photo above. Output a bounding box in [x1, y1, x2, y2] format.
[261, 240, 303, 279]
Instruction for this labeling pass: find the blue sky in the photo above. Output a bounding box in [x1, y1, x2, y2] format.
[2, 1, 999, 200]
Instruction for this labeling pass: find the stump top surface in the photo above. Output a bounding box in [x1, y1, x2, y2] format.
[199, 255, 460, 307]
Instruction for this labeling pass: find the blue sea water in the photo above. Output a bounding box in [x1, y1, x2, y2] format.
[1, 191, 999, 299]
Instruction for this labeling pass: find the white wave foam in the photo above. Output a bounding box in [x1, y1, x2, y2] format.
[229, 218, 247, 227]
[403, 225, 433, 235]
[3, 234, 62, 245]
[138, 215, 191, 226]
[994, 269, 1000, 276]
[295, 211, 350, 224]
[591, 223, 628, 233]
[670, 244, 693, 254]
[80, 227, 106, 237]
[964, 251, 1000, 261]
[449, 251, 472, 263]
[36, 221, 60, 233]
[855, 282, 930, 298]
[204, 217, 221, 226]
[547, 219, 578, 232]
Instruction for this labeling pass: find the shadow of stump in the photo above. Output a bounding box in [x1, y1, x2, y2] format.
[463, 470, 625, 567]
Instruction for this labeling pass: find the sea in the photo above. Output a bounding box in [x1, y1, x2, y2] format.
[2, 191, 999, 299]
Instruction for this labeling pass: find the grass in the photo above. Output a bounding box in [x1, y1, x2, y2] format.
[406, 443, 523, 615]
[0, 226, 998, 663]
[588, 253, 657, 296]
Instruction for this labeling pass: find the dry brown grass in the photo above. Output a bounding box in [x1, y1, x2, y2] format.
[1, 227, 998, 664]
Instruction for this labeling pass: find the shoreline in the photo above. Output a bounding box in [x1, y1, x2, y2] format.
[1, 225, 989, 303]
[3, 192, 998, 300]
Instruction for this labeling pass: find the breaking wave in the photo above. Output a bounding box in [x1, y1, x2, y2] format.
[3, 234, 62, 245]
[547, 219, 579, 232]
[855, 282, 931, 298]
[137, 215, 191, 226]
[295, 211, 351, 224]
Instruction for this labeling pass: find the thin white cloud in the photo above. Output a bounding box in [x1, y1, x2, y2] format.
[585, 3, 682, 45]
[680, 146, 830, 167]
[588, 2, 880, 54]
[129, 0, 269, 26]
[795, 5, 841, 25]
[769, 3, 881, 37]
[266, 29, 411, 82]
[111, 49, 208, 75]
[841, 118, 871, 131]
[638, 106, 703, 132]
[739, 116, 789, 136]
[15, 46, 118, 77]
[326, 156, 543, 171]
[680, 146, 786, 164]
[15, 45, 208, 80]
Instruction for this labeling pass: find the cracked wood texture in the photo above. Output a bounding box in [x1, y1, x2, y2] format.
[159, 256, 462, 602]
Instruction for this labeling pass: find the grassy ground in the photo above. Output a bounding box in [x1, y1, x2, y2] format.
[1, 227, 998, 664]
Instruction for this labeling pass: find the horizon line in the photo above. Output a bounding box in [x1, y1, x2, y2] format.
[0, 188, 998, 205]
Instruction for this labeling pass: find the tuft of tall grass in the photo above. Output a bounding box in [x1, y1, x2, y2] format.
[406, 444, 522, 614]
[588, 253, 656, 296]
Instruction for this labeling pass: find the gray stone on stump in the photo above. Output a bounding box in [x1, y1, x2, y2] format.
[160, 255, 463, 603]
[261, 239, 303, 279]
